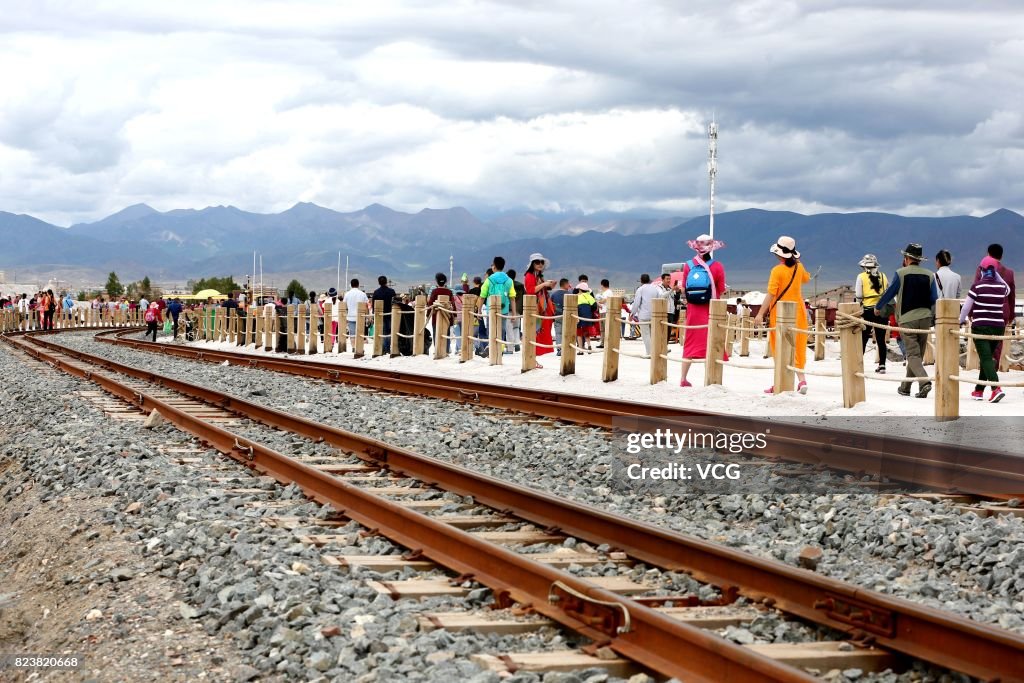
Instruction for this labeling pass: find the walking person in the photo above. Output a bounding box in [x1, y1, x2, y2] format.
[143, 302, 162, 342]
[506, 269, 526, 352]
[575, 282, 599, 354]
[371, 275, 396, 354]
[42, 289, 56, 330]
[166, 298, 183, 339]
[476, 257, 516, 357]
[523, 253, 556, 368]
[934, 249, 962, 300]
[550, 278, 570, 355]
[324, 287, 342, 351]
[855, 254, 890, 374]
[678, 234, 727, 387]
[342, 281, 367, 349]
[659, 274, 677, 345]
[631, 274, 661, 358]
[753, 236, 811, 394]
[873, 243, 939, 398]
[960, 256, 1011, 403]
[973, 243, 1016, 365]
[427, 272, 454, 354]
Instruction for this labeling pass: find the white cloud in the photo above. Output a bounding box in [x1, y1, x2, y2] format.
[0, 1, 1021, 224]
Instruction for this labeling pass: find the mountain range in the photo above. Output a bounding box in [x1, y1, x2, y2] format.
[1, 202, 1022, 290]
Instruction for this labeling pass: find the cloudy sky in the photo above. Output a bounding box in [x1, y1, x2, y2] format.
[1, 1, 1022, 225]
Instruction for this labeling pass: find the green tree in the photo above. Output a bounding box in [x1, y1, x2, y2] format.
[105, 272, 124, 297]
[140, 276, 152, 298]
[191, 276, 240, 294]
[285, 279, 308, 302]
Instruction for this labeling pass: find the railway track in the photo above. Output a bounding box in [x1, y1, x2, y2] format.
[92, 326, 1024, 498]
[3, 328, 1023, 681]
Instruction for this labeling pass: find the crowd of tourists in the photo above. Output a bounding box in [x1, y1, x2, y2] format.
[4, 237, 1016, 403]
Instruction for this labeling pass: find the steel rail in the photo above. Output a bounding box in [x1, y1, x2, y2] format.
[2, 331, 818, 683]
[15, 329, 1024, 682]
[94, 328, 1024, 496]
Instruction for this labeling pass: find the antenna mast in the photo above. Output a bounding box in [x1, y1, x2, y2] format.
[708, 116, 718, 245]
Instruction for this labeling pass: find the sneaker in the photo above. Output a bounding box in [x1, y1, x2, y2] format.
[875, 365, 886, 374]
[680, 379, 692, 388]
[970, 390, 984, 401]
[797, 380, 808, 395]
[915, 383, 932, 399]
[764, 386, 774, 394]
[897, 386, 911, 397]
[990, 387, 1005, 403]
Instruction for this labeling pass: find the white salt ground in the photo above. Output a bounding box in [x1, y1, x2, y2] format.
[171, 335, 1024, 455]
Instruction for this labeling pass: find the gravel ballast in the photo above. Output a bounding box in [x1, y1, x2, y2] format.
[47, 332, 1024, 640]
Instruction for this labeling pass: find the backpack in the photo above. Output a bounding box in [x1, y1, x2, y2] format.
[144, 309, 157, 323]
[486, 273, 512, 314]
[684, 257, 716, 304]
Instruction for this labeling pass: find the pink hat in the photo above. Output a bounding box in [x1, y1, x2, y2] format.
[687, 234, 725, 254]
[980, 255, 1000, 271]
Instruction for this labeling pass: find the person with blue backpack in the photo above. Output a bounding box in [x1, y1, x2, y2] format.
[678, 234, 727, 387]
[476, 256, 517, 357]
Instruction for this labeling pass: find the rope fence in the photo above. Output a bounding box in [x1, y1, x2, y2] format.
[56, 295, 1016, 420]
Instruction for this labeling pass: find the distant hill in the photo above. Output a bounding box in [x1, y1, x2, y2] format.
[3, 203, 1022, 290]
[459, 208, 1024, 288]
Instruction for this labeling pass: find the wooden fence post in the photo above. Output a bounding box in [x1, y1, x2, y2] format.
[650, 297, 668, 384]
[247, 308, 256, 347]
[814, 306, 826, 361]
[773, 301, 796, 394]
[286, 305, 296, 353]
[487, 294, 501, 365]
[838, 302, 866, 408]
[263, 307, 273, 351]
[934, 298, 960, 420]
[705, 299, 728, 386]
[337, 304, 348, 353]
[373, 299, 384, 357]
[520, 295, 536, 371]
[559, 293, 577, 376]
[413, 294, 427, 356]
[322, 302, 333, 353]
[390, 303, 401, 358]
[740, 311, 751, 357]
[297, 305, 306, 353]
[435, 295, 451, 360]
[998, 327, 1012, 373]
[724, 313, 735, 357]
[354, 302, 367, 358]
[602, 295, 623, 382]
[308, 303, 318, 354]
[966, 332, 978, 370]
[460, 294, 476, 362]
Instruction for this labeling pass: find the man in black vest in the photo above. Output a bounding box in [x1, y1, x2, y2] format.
[874, 243, 939, 398]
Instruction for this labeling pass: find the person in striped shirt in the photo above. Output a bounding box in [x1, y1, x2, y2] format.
[960, 255, 1011, 403]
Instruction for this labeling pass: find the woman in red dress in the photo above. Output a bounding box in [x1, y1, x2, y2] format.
[679, 234, 727, 387]
[523, 252, 556, 369]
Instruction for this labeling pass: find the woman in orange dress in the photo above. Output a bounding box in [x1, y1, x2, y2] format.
[753, 235, 811, 394]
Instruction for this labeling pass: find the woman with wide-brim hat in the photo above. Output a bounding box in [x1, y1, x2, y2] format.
[677, 234, 727, 387]
[524, 252, 556, 369]
[753, 236, 811, 394]
[855, 253, 890, 374]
